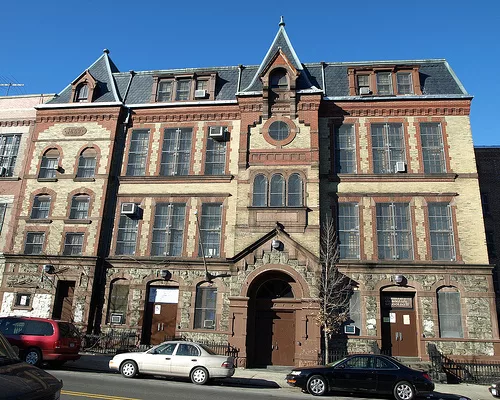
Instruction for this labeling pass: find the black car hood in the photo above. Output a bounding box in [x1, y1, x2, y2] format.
[291, 365, 331, 372]
[0, 360, 62, 400]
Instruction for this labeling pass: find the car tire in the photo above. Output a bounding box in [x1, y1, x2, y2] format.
[120, 360, 138, 378]
[393, 381, 415, 400]
[307, 374, 327, 396]
[24, 348, 42, 367]
[190, 366, 209, 385]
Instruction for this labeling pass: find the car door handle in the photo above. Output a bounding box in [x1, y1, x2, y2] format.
[191, 359, 197, 362]
[165, 358, 171, 360]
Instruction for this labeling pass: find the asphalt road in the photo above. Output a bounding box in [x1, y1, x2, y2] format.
[49, 369, 307, 400]
[47, 369, 478, 400]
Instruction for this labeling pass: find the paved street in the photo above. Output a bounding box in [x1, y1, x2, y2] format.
[44, 365, 492, 400]
[50, 369, 303, 400]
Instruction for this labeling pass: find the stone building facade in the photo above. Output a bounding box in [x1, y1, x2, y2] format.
[0, 20, 497, 366]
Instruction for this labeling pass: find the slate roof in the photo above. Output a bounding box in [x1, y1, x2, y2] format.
[47, 22, 469, 107]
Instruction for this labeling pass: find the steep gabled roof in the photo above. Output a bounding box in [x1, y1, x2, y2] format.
[49, 49, 121, 104]
[240, 17, 319, 93]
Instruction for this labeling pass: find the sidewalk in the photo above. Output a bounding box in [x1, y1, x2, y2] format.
[62, 354, 492, 399]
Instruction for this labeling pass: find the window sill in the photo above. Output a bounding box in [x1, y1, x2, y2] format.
[26, 219, 52, 224]
[0, 176, 20, 181]
[334, 173, 457, 183]
[37, 177, 58, 182]
[73, 177, 95, 182]
[119, 175, 233, 183]
[12, 306, 33, 311]
[64, 219, 92, 224]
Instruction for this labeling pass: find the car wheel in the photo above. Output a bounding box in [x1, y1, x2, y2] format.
[190, 366, 209, 385]
[393, 381, 415, 400]
[120, 360, 138, 378]
[24, 348, 42, 366]
[307, 375, 327, 396]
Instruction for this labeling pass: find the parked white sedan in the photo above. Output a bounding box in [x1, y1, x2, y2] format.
[109, 341, 235, 385]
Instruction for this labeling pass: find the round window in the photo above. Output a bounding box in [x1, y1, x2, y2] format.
[268, 121, 290, 141]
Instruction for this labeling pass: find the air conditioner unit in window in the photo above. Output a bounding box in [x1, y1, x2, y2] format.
[209, 126, 227, 141]
[203, 319, 215, 329]
[195, 89, 207, 98]
[0, 166, 6, 177]
[344, 325, 356, 335]
[206, 248, 217, 257]
[111, 313, 124, 324]
[121, 202, 138, 216]
[395, 161, 406, 173]
[359, 87, 371, 95]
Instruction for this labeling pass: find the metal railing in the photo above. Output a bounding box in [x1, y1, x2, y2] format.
[428, 343, 500, 384]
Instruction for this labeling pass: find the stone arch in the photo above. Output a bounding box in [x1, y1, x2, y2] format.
[240, 263, 309, 299]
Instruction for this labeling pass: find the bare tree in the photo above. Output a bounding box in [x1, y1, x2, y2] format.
[317, 216, 353, 364]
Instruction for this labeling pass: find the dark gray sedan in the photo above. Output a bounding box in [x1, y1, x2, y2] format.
[286, 354, 434, 399]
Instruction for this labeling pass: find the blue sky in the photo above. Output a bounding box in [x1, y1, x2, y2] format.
[1, 0, 498, 145]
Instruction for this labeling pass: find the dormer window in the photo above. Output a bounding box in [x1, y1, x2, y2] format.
[397, 72, 413, 94]
[350, 67, 420, 96]
[270, 69, 288, 89]
[157, 81, 173, 102]
[376, 72, 393, 95]
[75, 83, 89, 102]
[176, 79, 191, 101]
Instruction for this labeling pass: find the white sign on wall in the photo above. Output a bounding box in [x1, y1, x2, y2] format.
[149, 288, 179, 304]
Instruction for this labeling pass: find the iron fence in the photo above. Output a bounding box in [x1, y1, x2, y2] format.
[428, 343, 500, 384]
[81, 332, 239, 362]
[81, 331, 141, 354]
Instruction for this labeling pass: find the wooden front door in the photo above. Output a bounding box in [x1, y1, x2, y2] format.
[271, 310, 295, 365]
[52, 281, 75, 321]
[381, 294, 418, 357]
[147, 287, 178, 345]
[254, 309, 295, 366]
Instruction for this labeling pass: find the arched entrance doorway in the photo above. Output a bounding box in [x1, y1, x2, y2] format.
[246, 271, 297, 367]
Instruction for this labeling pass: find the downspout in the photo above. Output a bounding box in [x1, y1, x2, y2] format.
[321, 61, 326, 95]
[237, 65, 243, 93]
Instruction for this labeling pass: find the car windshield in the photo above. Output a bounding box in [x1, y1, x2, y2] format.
[0, 333, 20, 366]
[326, 357, 347, 367]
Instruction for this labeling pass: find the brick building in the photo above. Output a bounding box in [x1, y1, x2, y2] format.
[475, 147, 500, 326]
[0, 20, 497, 366]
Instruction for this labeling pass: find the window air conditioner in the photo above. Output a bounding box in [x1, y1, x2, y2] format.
[111, 313, 124, 324]
[0, 166, 6, 177]
[395, 161, 406, 173]
[121, 202, 138, 216]
[207, 248, 217, 257]
[203, 319, 215, 329]
[209, 126, 227, 141]
[195, 89, 207, 98]
[344, 325, 356, 335]
[359, 87, 371, 95]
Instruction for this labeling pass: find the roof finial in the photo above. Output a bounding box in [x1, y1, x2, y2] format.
[103, 49, 109, 54]
[279, 16, 285, 27]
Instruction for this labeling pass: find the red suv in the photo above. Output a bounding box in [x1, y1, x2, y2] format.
[0, 316, 81, 367]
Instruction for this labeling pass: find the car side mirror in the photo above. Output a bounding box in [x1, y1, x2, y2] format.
[336, 364, 345, 369]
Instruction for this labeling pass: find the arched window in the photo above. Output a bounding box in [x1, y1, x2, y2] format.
[39, 149, 59, 179]
[437, 287, 463, 338]
[287, 173, 303, 206]
[270, 174, 285, 207]
[194, 283, 217, 330]
[256, 279, 294, 299]
[77, 148, 97, 178]
[252, 174, 268, 207]
[31, 194, 51, 219]
[268, 121, 290, 141]
[75, 83, 89, 102]
[270, 69, 288, 89]
[70, 194, 90, 220]
[108, 279, 129, 325]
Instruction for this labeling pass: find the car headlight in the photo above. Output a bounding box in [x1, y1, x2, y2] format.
[289, 370, 302, 376]
[493, 384, 498, 388]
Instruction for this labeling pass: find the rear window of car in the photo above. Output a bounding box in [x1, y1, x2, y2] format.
[57, 322, 80, 338]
